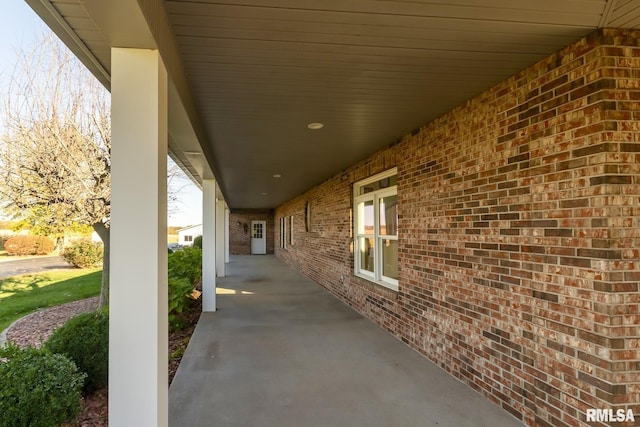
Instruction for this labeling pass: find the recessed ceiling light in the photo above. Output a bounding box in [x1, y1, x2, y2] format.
[272, 174, 281, 178]
[307, 122, 324, 130]
[261, 192, 268, 195]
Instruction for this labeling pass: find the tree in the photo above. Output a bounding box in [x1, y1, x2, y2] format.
[0, 33, 111, 306]
[11, 206, 93, 251]
[167, 158, 192, 217]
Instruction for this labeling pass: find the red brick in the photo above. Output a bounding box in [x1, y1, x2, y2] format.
[229, 209, 274, 255]
[274, 29, 640, 427]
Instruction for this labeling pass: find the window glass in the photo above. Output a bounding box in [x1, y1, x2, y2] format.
[353, 169, 398, 289]
[359, 237, 375, 273]
[382, 239, 398, 279]
[253, 223, 263, 239]
[280, 217, 287, 249]
[359, 175, 397, 195]
[289, 216, 294, 245]
[379, 195, 397, 236]
[358, 200, 374, 234]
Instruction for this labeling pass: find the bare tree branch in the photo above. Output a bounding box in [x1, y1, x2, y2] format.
[0, 33, 111, 306]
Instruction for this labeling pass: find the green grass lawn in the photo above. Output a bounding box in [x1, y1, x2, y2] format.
[0, 269, 101, 333]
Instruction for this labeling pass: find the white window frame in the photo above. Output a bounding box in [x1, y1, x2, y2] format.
[353, 168, 398, 291]
[280, 217, 287, 249]
[289, 216, 294, 245]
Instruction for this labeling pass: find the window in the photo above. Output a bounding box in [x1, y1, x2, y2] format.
[252, 222, 263, 239]
[305, 201, 311, 231]
[280, 217, 287, 249]
[184, 235, 193, 242]
[354, 168, 398, 290]
[289, 216, 294, 245]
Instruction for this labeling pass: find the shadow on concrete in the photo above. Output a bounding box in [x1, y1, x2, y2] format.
[169, 255, 524, 427]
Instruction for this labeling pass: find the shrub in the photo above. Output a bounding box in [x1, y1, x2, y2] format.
[4, 235, 55, 256]
[168, 247, 202, 330]
[34, 236, 56, 254]
[192, 235, 202, 249]
[0, 344, 85, 427]
[45, 309, 108, 394]
[62, 239, 103, 268]
[0, 234, 11, 250]
[168, 277, 194, 329]
[168, 247, 202, 285]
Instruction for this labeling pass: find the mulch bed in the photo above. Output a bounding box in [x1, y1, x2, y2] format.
[5, 298, 100, 347]
[169, 298, 201, 383]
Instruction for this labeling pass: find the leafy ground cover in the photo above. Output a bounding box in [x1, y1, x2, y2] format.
[0, 269, 101, 332]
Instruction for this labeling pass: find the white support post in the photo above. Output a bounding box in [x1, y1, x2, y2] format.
[202, 179, 217, 312]
[216, 199, 226, 277]
[110, 48, 168, 427]
[224, 207, 230, 264]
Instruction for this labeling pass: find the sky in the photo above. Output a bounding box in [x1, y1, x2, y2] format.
[0, 1, 202, 227]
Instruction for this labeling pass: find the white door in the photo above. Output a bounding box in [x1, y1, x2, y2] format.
[250, 220, 267, 254]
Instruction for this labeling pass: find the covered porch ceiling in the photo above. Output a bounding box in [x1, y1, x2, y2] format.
[25, 0, 640, 209]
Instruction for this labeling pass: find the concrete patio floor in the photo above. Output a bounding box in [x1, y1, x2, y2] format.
[169, 255, 524, 427]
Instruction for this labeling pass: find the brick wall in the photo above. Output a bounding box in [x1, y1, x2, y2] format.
[275, 29, 640, 427]
[229, 209, 274, 255]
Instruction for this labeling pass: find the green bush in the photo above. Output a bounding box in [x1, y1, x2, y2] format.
[4, 235, 55, 256]
[168, 247, 202, 330]
[62, 239, 103, 268]
[168, 247, 202, 285]
[192, 235, 202, 249]
[168, 277, 194, 329]
[0, 344, 85, 427]
[45, 309, 108, 394]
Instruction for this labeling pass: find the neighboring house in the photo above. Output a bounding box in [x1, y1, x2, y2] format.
[177, 225, 202, 247]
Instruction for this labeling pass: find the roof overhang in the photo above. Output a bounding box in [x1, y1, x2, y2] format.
[24, 0, 640, 208]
